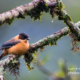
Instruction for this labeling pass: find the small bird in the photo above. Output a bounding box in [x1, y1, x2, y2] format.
[0, 33, 30, 59]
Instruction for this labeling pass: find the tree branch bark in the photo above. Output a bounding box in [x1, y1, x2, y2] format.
[56, 0, 80, 40]
[0, 0, 57, 26]
[29, 27, 70, 52]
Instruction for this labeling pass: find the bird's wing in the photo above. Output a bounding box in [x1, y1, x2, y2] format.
[6, 36, 18, 43]
[6, 37, 15, 42]
[0, 40, 21, 50]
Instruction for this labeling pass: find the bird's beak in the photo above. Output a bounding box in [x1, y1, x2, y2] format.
[27, 38, 31, 40]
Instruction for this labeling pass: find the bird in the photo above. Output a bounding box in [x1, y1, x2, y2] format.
[0, 33, 30, 59]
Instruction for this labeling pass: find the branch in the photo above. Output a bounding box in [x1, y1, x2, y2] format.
[21, 27, 70, 71]
[0, 55, 20, 80]
[0, 27, 70, 80]
[0, 0, 57, 26]
[56, 0, 80, 40]
[29, 27, 70, 52]
[37, 59, 71, 80]
[0, 0, 80, 41]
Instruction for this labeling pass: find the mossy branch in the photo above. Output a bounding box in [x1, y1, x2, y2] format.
[0, 0, 57, 26]
[28, 27, 70, 53]
[0, 0, 80, 41]
[55, 0, 80, 41]
[0, 55, 20, 80]
[23, 27, 70, 70]
[0, 27, 70, 80]
[0, 0, 80, 42]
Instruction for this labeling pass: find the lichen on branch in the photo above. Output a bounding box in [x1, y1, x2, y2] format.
[23, 27, 70, 70]
[55, 0, 80, 41]
[0, 55, 20, 80]
[0, 27, 70, 80]
[0, 0, 57, 26]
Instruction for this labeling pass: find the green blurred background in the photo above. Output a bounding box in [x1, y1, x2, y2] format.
[0, 0, 80, 80]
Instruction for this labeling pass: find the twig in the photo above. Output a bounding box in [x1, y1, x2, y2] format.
[37, 60, 66, 80]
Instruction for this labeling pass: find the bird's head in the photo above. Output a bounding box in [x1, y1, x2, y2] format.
[19, 33, 30, 40]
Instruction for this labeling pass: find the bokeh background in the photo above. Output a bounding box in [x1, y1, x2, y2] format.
[0, 0, 80, 80]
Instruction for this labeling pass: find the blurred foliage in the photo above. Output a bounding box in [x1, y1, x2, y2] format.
[37, 58, 80, 80]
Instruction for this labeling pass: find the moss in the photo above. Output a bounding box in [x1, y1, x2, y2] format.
[22, 28, 69, 71]
[57, 1, 63, 10]
[55, 35, 60, 39]
[0, 0, 50, 26]
[6, 17, 14, 25]
[55, 0, 72, 22]
[17, 13, 25, 19]
[63, 14, 72, 23]
[0, 21, 3, 26]
[25, 0, 49, 21]
[23, 52, 34, 70]
[78, 34, 80, 40]
[63, 31, 69, 36]
[24, 51, 38, 71]
[56, 0, 64, 10]
[3, 59, 20, 79]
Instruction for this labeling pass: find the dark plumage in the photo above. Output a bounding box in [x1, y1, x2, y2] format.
[19, 33, 30, 40]
[0, 40, 21, 50]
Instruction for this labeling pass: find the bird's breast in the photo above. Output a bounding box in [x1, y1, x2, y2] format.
[8, 41, 29, 55]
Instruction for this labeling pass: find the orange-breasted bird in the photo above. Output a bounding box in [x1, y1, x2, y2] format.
[0, 33, 30, 59]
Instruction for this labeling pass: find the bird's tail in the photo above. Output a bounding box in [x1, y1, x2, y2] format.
[0, 54, 4, 60]
[0, 50, 8, 60]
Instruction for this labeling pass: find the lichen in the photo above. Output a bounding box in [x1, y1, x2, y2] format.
[22, 29, 69, 71]
[6, 17, 14, 25]
[3, 58, 20, 80]
[16, 0, 49, 21]
[25, 0, 49, 21]
[69, 33, 79, 54]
